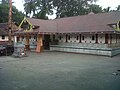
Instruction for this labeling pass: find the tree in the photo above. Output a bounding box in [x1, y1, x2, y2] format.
[103, 7, 111, 12]
[0, 0, 8, 4]
[24, 0, 53, 19]
[52, 0, 98, 18]
[24, 0, 36, 16]
[0, 3, 24, 24]
[87, 4, 103, 14]
[116, 5, 120, 11]
[23, 0, 98, 19]
[0, 4, 8, 23]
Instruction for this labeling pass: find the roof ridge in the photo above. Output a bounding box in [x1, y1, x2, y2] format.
[54, 11, 120, 20]
[27, 11, 120, 21]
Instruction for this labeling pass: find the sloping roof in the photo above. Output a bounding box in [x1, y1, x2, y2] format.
[27, 18, 57, 33]
[56, 12, 120, 33]
[0, 23, 9, 35]
[21, 12, 120, 34]
[0, 23, 18, 35]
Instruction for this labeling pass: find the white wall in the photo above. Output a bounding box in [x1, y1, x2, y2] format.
[59, 34, 80, 43]
[0, 36, 8, 41]
[58, 34, 96, 44]
[16, 35, 37, 45]
[68, 34, 79, 43]
[52, 33, 120, 44]
[98, 34, 105, 44]
[81, 34, 96, 43]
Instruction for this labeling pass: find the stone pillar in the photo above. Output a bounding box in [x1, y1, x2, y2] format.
[36, 34, 43, 53]
[25, 35, 30, 51]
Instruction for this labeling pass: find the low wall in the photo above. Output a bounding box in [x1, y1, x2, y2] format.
[50, 45, 120, 57]
[111, 48, 120, 56]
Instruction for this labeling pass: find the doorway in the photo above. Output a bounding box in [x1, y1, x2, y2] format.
[44, 34, 50, 50]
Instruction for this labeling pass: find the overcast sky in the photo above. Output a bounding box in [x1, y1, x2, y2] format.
[12, 0, 120, 19]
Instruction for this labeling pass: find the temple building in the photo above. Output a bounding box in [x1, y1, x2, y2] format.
[15, 12, 120, 56]
[0, 22, 18, 45]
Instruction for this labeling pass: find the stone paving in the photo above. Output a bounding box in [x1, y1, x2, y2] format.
[0, 51, 120, 90]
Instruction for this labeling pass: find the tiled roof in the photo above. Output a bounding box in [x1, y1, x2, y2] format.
[0, 23, 18, 35]
[27, 18, 57, 33]
[0, 23, 8, 35]
[21, 12, 120, 34]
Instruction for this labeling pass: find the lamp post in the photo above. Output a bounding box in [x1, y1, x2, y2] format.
[8, 0, 12, 45]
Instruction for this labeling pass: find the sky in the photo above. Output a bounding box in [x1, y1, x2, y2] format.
[12, 0, 120, 19]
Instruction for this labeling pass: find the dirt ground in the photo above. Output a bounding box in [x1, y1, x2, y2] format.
[0, 51, 120, 90]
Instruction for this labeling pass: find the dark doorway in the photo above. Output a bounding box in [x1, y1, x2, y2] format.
[44, 34, 50, 50]
[105, 34, 108, 44]
[96, 34, 98, 43]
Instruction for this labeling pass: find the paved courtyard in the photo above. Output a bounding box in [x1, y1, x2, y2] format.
[0, 51, 120, 90]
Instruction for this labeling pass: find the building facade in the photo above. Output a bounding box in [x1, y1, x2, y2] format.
[15, 12, 120, 56]
[0, 23, 18, 45]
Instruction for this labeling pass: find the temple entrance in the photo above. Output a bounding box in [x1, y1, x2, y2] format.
[44, 34, 50, 50]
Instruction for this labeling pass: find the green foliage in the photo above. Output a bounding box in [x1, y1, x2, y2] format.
[88, 4, 103, 14]
[52, 0, 98, 18]
[0, 4, 9, 23]
[24, 0, 98, 19]
[102, 5, 120, 12]
[12, 6, 24, 24]
[23, 0, 120, 19]
[24, 0, 53, 19]
[0, 3, 24, 24]
[116, 5, 120, 11]
[103, 7, 111, 12]
[0, 0, 8, 4]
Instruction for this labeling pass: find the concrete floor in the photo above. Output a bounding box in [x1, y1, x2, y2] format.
[0, 51, 120, 90]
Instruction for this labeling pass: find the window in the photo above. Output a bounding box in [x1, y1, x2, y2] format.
[2, 35, 5, 39]
[92, 35, 95, 40]
[82, 36, 84, 40]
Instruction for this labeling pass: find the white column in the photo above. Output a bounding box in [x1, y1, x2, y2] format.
[14, 36, 17, 44]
